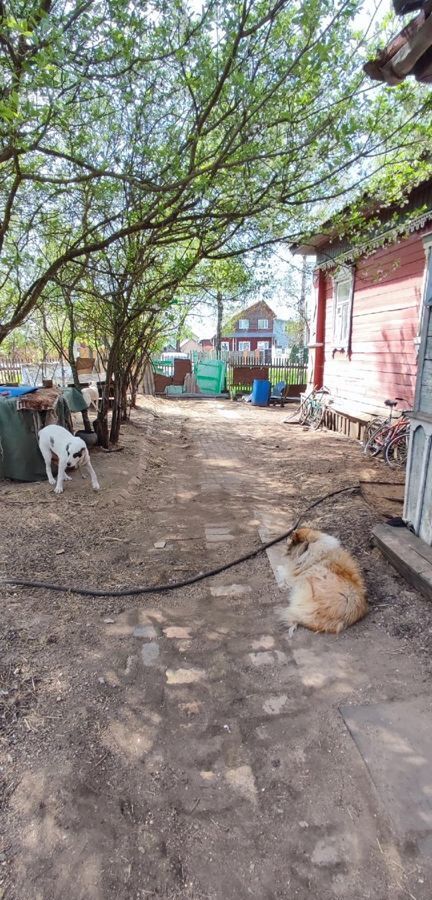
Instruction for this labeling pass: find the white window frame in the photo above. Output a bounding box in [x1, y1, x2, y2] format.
[238, 340, 250, 351]
[257, 340, 270, 350]
[258, 318, 269, 329]
[238, 319, 249, 330]
[332, 267, 354, 352]
[220, 340, 230, 352]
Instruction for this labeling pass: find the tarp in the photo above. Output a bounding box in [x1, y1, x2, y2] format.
[0, 396, 69, 482]
[62, 386, 88, 413]
[0, 385, 37, 399]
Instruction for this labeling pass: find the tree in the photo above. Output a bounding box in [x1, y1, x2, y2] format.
[173, 256, 261, 352]
[2, 0, 430, 348]
[62, 228, 209, 445]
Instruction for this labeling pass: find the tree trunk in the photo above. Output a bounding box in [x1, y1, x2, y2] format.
[120, 380, 129, 422]
[68, 333, 92, 433]
[95, 341, 117, 448]
[216, 291, 224, 353]
[109, 374, 123, 443]
[130, 374, 139, 408]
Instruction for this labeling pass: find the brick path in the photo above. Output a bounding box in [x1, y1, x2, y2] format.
[6, 399, 432, 900]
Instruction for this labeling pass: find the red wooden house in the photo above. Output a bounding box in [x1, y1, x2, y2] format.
[293, 180, 432, 436]
[220, 300, 289, 353]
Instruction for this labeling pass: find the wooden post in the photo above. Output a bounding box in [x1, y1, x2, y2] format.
[312, 268, 326, 388]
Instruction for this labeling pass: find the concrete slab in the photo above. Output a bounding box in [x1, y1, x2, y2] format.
[341, 696, 432, 837]
[258, 525, 291, 589]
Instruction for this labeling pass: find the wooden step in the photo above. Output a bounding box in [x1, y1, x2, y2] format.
[372, 523, 432, 601]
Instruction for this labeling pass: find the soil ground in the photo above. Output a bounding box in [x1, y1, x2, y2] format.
[1, 397, 432, 900]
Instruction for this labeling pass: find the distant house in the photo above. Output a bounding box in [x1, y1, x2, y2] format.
[292, 179, 432, 435]
[180, 338, 201, 354]
[199, 338, 215, 352]
[220, 301, 289, 353]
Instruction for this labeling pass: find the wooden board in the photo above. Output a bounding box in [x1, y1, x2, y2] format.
[372, 523, 432, 601]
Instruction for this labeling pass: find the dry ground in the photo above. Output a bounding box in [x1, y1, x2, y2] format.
[1, 397, 432, 900]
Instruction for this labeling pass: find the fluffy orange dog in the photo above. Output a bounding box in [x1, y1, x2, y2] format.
[279, 527, 368, 635]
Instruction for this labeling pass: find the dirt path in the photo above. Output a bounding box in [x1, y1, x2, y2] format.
[1, 398, 432, 900]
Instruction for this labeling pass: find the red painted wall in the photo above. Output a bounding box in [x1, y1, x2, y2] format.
[321, 229, 427, 418]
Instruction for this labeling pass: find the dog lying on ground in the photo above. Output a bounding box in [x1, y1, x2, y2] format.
[81, 384, 99, 413]
[279, 527, 368, 635]
[38, 424, 100, 494]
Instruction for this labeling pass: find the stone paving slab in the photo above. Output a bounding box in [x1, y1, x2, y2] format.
[341, 696, 432, 838]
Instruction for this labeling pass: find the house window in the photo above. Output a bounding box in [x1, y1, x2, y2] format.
[238, 341, 250, 351]
[258, 319, 269, 329]
[220, 341, 230, 352]
[238, 319, 249, 330]
[257, 341, 269, 350]
[333, 270, 354, 349]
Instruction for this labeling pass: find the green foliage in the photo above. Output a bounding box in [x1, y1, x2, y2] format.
[1, 0, 428, 349]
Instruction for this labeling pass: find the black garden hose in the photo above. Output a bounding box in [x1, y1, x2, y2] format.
[0, 485, 359, 598]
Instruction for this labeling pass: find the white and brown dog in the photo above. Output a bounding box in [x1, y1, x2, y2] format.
[38, 424, 100, 494]
[279, 527, 368, 635]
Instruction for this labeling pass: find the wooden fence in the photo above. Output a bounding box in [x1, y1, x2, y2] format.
[228, 360, 307, 394]
[0, 361, 23, 385]
[0, 357, 69, 386]
[151, 354, 307, 396]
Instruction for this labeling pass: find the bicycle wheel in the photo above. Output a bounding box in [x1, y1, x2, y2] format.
[309, 402, 325, 430]
[385, 430, 409, 469]
[364, 417, 386, 445]
[364, 424, 391, 458]
[299, 398, 311, 424]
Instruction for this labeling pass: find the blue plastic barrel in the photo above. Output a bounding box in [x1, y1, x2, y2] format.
[251, 379, 271, 406]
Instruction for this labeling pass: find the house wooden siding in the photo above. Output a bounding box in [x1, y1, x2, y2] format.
[320, 230, 427, 419]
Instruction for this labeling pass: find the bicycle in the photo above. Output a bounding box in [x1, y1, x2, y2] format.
[363, 397, 408, 446]
[384, 426, 410, 469]
[364, 402, 411, 467]
[298, 386, 332, 430]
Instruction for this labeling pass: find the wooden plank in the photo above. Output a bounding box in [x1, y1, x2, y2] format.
[323, 368, 416, 388]
[419, 360, 432, 414]
[354, 307, 419, 323]
[372, 524, 432, 601]
[333, 359, 417, 374]
[349, 341, 417, 354]
[322, 369, 416, 390]
[352, 323, 418, 338]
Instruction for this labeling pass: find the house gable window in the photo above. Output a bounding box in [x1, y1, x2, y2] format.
[332, 268, 354, 351]
[238, 318, 249, 330]
[238, 340, 250, 351]
[258, 318, 269, 329]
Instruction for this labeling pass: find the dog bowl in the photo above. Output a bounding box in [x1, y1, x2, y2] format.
[75, 430, 98, 447]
